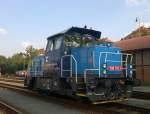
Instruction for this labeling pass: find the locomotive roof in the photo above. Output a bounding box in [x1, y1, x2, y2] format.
[47, 27, 101, 40]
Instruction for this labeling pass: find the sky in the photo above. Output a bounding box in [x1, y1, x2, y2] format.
[0, 0, 150, 57]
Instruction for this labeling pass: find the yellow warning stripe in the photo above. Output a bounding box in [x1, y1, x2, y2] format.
[92, 98, 128, 104]
[76, 93, 86, 97]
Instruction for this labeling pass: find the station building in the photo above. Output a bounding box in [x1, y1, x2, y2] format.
[114, 36, 150, 83]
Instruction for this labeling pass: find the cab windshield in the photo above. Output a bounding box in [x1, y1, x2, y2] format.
[82, 34, 95, 47]
[64, 34, 95, 48]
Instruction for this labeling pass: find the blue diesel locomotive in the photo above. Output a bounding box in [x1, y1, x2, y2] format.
[25, 27, 135, 104]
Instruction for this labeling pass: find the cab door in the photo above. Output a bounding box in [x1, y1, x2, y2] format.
[46, 36, 63, 76]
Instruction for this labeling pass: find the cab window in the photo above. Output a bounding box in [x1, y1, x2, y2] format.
[82, 34, 95, 46]
[46, 40, 54, 52]
[46, 37, 62, 52]
[64, 35, 81, 48]
[54, 37, 62, 50]
[64, 34, 95, 48]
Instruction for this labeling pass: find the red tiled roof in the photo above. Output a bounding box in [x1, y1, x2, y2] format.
[98, 38, 113, 43]
[113, 36, 150, 51]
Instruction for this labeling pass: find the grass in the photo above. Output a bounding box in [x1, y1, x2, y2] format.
[141, 82, 150, 87]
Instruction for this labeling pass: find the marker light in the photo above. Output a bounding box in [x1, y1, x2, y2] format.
[103, 63, 107, 68]
[130, 70, 133, 74]
[103, 70, 107, 74]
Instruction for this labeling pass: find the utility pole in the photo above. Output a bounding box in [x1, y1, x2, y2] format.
[23, 53, 26, 70]
[0, 67, 1, 77]
[136, 17, 141, 37]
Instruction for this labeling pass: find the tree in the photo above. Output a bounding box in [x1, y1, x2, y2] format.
[123, 26, 150, 40]
[0, 46, 44, 75]
[25, 45, 44, 68]
[25, 46, 39, 59]
[0, 55, 7, 74]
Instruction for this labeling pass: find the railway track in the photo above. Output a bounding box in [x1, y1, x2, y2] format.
[132, 91, 150, 100]
[0, 82, 150, 114]
[0, 77, 24, 84]
[1, 77, 150, 101]
[0, 82, 122, 114]
[0, 101, 24, 114]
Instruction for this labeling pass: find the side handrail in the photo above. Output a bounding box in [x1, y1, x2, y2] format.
[99, 52, 133, 78]
[84, 52, 133, 83]
[61, 55, 78, 83]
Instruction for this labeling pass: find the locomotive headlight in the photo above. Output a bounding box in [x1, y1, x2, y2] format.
[46, 56, 48, 63]
[129, 70, 133, 78]
[130, 70, 133, 74]
[103, 63, 107, 68]
[64, 51, 67, 55]
[129, 65, 132, 69]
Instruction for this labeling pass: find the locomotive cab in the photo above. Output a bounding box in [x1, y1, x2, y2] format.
[25, 27, 135, 104]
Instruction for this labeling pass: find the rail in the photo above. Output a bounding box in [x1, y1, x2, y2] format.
[0, 81, 150, 114]
[0, 101, 23, 114]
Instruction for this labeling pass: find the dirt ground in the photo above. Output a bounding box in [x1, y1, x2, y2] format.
[0, 105, 18, 114]
[0, 108, 8, 114]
